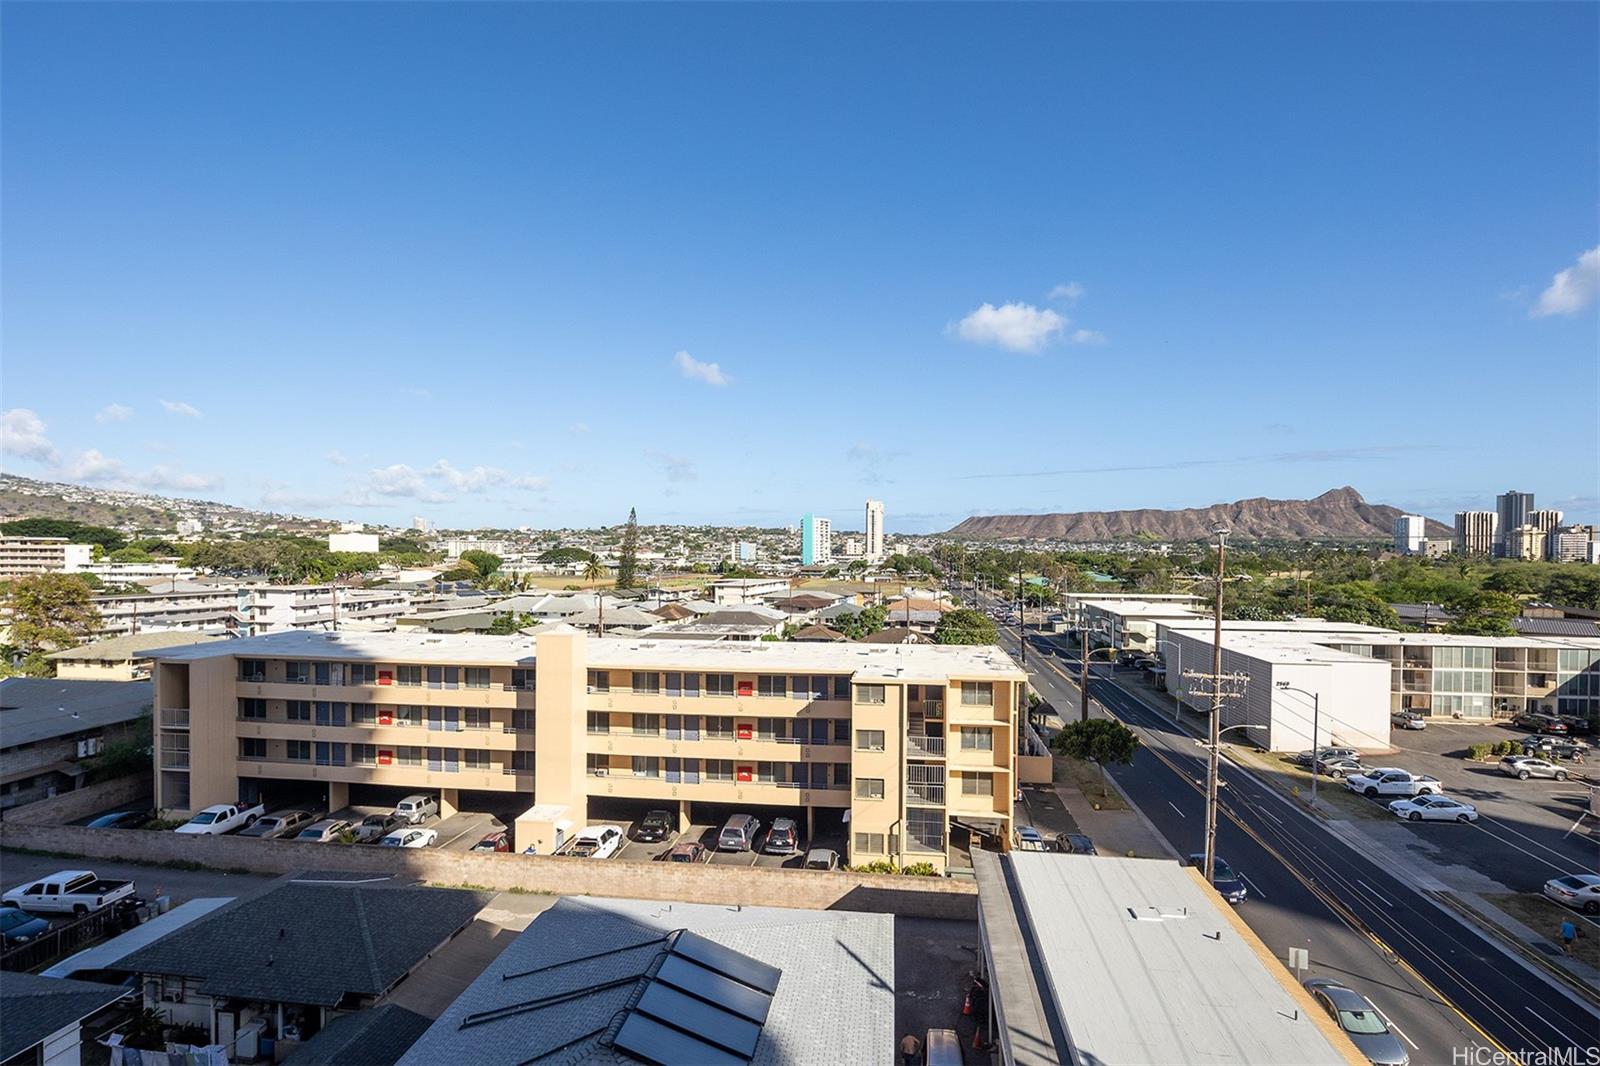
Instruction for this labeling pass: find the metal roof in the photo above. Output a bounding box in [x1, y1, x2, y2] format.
[398, 896, 893, 1066]
[0, 677, 152, 748]
[973, 852, 1359, 1066]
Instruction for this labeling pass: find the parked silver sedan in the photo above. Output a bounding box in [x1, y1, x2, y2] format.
[1303, 978, 1409, 1065]
[1498, 756, 1571, 781]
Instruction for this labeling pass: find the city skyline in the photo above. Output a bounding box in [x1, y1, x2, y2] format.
[2, 3, 1596, 531]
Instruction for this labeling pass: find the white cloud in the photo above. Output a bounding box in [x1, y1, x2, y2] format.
[952, 302, 1066, 353]
[674, 350, 731, 386]
[326, 450, 350, 466]
[61, 448, 125, 482]
[0, 408, 58, 463]
[1048, 281, 1085, 305]
[569, 422, 590, 435]
[95, 403, 133, 424]
[1532, 245, 1600, 317]
[160, 399, 202, 418]
[363, 459, 547, 503]
[648, 449, 698, 483]
[1069, 329, 1108, 346]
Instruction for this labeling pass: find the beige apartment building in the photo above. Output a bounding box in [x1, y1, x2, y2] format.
[150, 627, 1026, 871]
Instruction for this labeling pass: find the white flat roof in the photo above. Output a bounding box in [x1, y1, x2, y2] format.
[993, 854, 1354, 1065]
[147, 629, 1026, 680]
[1080, 600, 1208, 619]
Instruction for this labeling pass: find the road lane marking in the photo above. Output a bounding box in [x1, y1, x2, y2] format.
[1241, 873, 1268, 900]
[1168, 802, 1187, 818]
[1374, 1005, 1419, 1050]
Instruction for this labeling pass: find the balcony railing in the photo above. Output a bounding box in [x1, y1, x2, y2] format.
[905, 835, 946, 854]
[906, 734, 946, 758]
[160, 707, 190, 729]
[906, 783, 946, 806]
[158, 751, 191, 770]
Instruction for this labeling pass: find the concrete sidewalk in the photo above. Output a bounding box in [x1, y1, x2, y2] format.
[1016, 778, 1177, 861]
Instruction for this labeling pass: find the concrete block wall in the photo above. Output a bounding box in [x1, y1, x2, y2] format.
[0, 821, 978, 921]
[1, 774, 152, 827]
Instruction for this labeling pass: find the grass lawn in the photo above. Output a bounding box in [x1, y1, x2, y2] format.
[1054, 756, 1127, 811]
[1482, 892, 1600, 971]
[1227, 746, 1394, 822]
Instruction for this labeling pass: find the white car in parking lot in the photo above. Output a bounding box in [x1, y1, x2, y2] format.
[378, 828, 438, 848]
[1388, 795, 1478, 823]
[566, 824, 624, 859]
[1345, 769, 1441, 798]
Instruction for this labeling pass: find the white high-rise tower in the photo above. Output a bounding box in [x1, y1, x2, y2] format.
[865, 499, 885, 562]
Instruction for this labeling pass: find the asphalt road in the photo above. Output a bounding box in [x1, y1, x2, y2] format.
[996, 620, 1600, 1062]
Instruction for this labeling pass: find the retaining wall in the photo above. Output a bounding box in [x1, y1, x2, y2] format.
[1, 774, 153, 827]
[0, 821, 978, 920]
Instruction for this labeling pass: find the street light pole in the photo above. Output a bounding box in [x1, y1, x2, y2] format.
[1016, 557, 1026, 668]
[1276, 681, 1322, 806]
[1203, 526, 1229, 887]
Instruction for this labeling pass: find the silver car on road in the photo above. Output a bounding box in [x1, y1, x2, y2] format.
[1303, 978, 1409, 1066]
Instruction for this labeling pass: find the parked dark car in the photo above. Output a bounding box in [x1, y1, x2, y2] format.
[1053, 833, 1097, 855]
[665, 841, 709, 864]
[1520, 735, 1589, 760]
[0, 907, 51, 945]
[1559, 715, 1595, 736]
[633, 810, 675, 844]
[85, 810, 151, 830]
[1187, 853, 1247, 904]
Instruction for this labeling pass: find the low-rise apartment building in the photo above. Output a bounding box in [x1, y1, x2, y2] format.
[149, 628, 1026, 872]
[47, 632, 225, 681]
[1157, 620, 1600, 751]
[240, 585, 411, 634]
[0, 535, 94, 577]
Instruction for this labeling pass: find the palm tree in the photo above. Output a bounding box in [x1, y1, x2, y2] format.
[582, 558, 608, 636]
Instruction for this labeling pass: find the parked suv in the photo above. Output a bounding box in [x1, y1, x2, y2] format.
[764, 818, 799, 854]
[717, 814, 761, 852]
[633, 810, 675, 844]
[352, 813, 402, 843]
[1499, 755, 1571, 781]
[394, 795, 438, 825]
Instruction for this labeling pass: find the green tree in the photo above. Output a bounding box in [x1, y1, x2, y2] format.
[582, 557, 608, 584]
[935, 607, 998, 645]
[833, 604, 888, 640]
[4, 573, 102, 675]
[459, 550, 502, 579]
[1443, 613, 1517, 637]
[1051, 717, 1140, 797]
[616, 508, 640, 589]
[0, 518, 126, 552]
[540, 546, 597, 565]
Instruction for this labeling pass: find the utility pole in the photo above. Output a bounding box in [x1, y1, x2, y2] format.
[1203, 528, 1227, 885]
[1016, 557, 1026, 668]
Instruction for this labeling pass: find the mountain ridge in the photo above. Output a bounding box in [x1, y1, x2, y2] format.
[945, 487, 1453, 542]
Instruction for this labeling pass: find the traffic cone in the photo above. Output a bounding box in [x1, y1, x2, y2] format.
[971, 1025, 984, 1050]
[962, 991, 972, 1016]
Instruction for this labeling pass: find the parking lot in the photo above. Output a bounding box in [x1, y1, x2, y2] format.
[1342, 720, 1597, 896]
[594, 815, 846, 868]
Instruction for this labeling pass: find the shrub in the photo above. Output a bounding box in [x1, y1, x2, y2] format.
[1494, 740, 1518, 757]
[1467, 743, 1491, 761]
[900, 862, 938, 877]
[851, 860, 900, 875]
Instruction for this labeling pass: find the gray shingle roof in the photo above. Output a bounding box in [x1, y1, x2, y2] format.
[0, 971, 130, 1060]
[115, 882, 488, 1007]
[0, 677, 152, 748]
[282, 1005, 434, 1066]
[398, 896, 894, 1066]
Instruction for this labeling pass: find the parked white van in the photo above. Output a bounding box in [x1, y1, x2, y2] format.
[394, 795, 438, 825]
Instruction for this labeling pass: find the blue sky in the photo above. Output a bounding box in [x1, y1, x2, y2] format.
[3, 3, 1596, 533]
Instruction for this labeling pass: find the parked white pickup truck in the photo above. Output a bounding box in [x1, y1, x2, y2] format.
[175, 801, 265, 836]
[1345, 769, 1442, 798]
[2, 870, 135, 916]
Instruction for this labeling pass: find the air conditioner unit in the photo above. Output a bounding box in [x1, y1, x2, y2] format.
[160, 990, 182, 1003]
